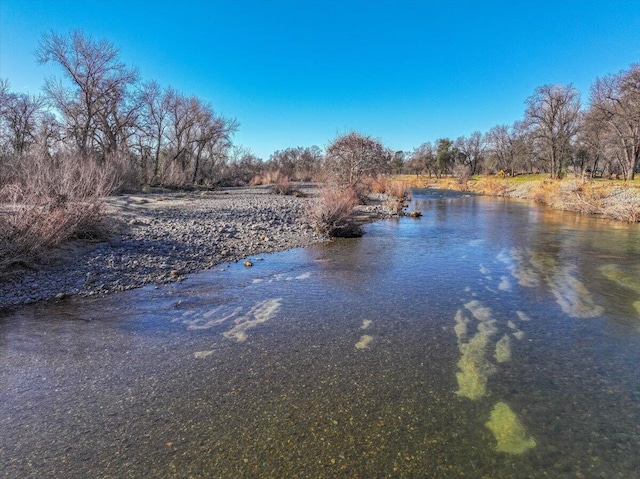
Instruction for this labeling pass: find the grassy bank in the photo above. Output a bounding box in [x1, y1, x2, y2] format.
[392, 174, 640, 223]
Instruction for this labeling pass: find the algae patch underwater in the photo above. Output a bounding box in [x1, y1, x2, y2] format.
[494, 334, 512, 363]
[485, 402, 536, 454]
[355, 334, 374, 349]
[222, 298, 282, 342]
[599, 264, 640, 294]
[454, 305, 498, 400]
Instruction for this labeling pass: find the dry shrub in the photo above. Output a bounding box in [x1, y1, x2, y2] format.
[557, 180, 606, 215]
[361, 176, 387, 194]
[603, 196, 640, 222]
[262, 171, 285, 185]
[271, 177, 295, 195]
[250, 174, 265, 186]
[433, 176, 456, 190]
[387, 180, 409, 200]
[307, 186, 363, 237]
[530, 178, 610, 215]
[475, 175, 511, 196]
[453, 164, 472, 190]
[0, 152, 118, 274]
[161, 161, 191, 187]
[530, 178, 561, 203]
[384, 197, 405, 216]
[108, 153, 141, 192]
[362, 176, 409, 199]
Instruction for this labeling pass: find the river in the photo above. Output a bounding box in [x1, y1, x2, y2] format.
[1, 189, 639, 478]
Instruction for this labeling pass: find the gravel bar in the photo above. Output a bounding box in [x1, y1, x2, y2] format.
[0, 185, 388, 309]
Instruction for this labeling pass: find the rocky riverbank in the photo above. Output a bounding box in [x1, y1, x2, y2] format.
[0, 185, 390, 309]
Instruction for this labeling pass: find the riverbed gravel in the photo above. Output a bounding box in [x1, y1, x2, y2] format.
[0, 185, 389, 309]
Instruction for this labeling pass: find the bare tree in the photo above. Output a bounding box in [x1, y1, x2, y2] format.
[296, 145, 323, 181]
[191, 107, 237, 184]
[324, 131, 390, 186]
[162, 90, 237, 185]
[455, 131, 486, 175]
[268, 147, 298, 178]
[138, 81, 169, 182]
[408, 142, 436, 176]
[524, 84, 581, 178]
[268, 146, 323, 181]
[37, 30, 138, 159]
[589, 63, 640, 179]
[0, 81, 44, 156]
[487, 124, 516, 175]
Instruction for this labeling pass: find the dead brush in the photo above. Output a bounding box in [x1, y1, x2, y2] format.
[386, 179, 409, 200]
[0, 152, 117, 275]
[560, 180, 606, 215]
[530, 178, 561, 204]
[362, 176, 388, 194]
[477, 175, 510, 196]
[307, 186, 363, 237]
[270, 176, 296, 196]
[384, 197, 405, 216]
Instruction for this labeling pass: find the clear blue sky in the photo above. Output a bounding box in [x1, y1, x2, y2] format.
[1, 0, 639, 159]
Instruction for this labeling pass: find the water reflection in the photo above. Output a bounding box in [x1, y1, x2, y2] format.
[1, 190, 639, 478]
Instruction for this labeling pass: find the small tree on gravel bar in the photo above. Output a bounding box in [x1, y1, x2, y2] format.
[324, 132, 391, 187]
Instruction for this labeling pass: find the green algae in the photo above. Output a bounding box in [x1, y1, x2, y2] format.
[455, 301, 498, 400]
[513, 330, 525, 340]
[454, 309, 469, 341]
[355, 334, 374, 349]
[485, 402, 536, 454]
[494, 335, 511, 363]
[455, 329, 496, 400]
[464, 300, 493, 322]
[599, 264, 640, 294]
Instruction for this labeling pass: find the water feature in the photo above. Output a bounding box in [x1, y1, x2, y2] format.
[1, 190, 639, 478]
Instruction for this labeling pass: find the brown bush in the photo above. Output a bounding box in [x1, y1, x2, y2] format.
[249, 174, 265, 186]
[0, 152, 118, 275]
[453, 164, 471, 190]
[386, 179, 409, 200]
[362, 176, 409, 199]
[307, 186, 363, 237]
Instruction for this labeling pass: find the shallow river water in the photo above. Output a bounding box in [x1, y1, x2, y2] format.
[1, 190, 640, 478]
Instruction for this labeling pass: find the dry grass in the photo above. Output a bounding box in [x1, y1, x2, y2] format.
[251, 171, 299, 195]
[307, 186, 363, 237]
[363, 176, 410, 199]
[471, 175, 511, 196]
[0, 153, 118, 275]
[390, 174, 640, 223]
[361, 176, 410, 215]
[528, 178, 640, 221]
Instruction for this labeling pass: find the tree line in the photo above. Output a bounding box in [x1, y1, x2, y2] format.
[407, 68, 640, 181]
[1, 30, 638, 189]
